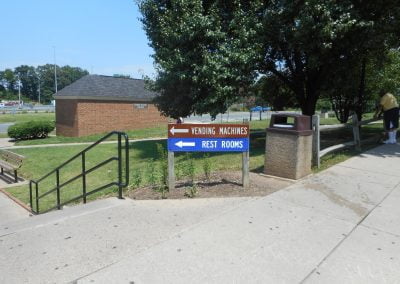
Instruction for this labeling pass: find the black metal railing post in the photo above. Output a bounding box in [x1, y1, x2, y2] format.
[35, 182, 39, 214]
[117, 133, 123, 199]
[56, 169, 60, 210]
[29, 181, 33, 211]
[82, 152, 86, 203]
[29, 131, 129, 214]
[125, 134, 129, 187]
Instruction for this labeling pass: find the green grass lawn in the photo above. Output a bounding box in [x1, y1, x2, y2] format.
[3, 112, 383, 213]
[16, 120, 269, 146]
[15, 125, 167, 146]
[6, 138, 265, 213]
[0, 112, 55, 123]
[5, 120, 383, 213]
[15, 116, 342, 146]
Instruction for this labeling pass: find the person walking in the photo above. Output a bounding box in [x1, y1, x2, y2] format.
[374, 90, 399, 144]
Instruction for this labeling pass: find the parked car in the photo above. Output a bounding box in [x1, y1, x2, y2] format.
[250, 106, 271, 112]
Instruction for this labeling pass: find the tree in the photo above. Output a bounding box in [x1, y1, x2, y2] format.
[139, 0, 400, 117]
[36, 64, 57, 102]
[139, 1, 260, 118]
[367, 50, 400, 97]
[36, 64, 88, 102]
[113, 74, 131, 78]
[0, 69, 17, 92]
[0, 65, 88, 103]
[58, 66, 88, 90]
[14, 65, 39, 101]
[253, 75, 297, 111]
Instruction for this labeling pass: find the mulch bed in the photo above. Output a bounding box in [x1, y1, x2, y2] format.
[126, 171, 293, 200]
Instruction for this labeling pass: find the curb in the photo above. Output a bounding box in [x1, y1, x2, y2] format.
[0, 188, 33, 214]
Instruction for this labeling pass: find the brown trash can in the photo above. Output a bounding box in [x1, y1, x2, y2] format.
[264, 114, 313, 179]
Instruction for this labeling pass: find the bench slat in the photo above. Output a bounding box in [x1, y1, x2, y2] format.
[0, 150, 24, 168]
[0, 150, 23, 183]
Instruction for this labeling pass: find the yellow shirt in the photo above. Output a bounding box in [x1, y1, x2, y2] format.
[380, 93, 399, 111]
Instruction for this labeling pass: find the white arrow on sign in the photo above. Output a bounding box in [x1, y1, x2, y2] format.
[175, 141, 196, 148]
[170, 126, 189, 136]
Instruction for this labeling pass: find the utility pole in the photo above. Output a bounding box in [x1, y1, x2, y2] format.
[53, 46, 58, 93]
[38, 75, 41, 104]
[16, 74, 21, 108]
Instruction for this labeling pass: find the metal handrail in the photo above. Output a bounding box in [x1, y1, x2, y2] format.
[29, 131, 129, 214]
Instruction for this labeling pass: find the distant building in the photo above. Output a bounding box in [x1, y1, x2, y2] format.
[54, 75, 167, 137]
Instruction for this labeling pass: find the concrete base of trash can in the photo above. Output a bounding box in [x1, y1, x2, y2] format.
[264, 131, 312, 180]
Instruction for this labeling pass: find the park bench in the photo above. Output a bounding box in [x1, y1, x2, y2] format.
[0, 150, 24, 183]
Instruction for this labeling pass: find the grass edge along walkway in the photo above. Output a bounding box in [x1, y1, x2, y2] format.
[4, 134, 382, 213]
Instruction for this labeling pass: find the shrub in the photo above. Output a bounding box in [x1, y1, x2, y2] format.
[146, 159, 157, 185]
[130, 169, 142, 189]
[184, 184, 198, 198]
[156, 143, 168, 188]
[203, 154, 211, 181]
[8, 120, 55, 140]
[183, 153, 196, 185]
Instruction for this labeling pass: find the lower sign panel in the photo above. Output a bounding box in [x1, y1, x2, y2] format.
[168, 138, 249, 152]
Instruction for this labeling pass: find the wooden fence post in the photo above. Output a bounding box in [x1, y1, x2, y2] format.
[312, 115, 320, 168]
[242, 151, 249, 188]
[242, 118, 250, 188]
[168, 151, 175, 190]
[352, 115, 361, 151]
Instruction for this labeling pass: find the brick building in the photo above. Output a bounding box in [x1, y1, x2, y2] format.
[54, 75, 167, 137]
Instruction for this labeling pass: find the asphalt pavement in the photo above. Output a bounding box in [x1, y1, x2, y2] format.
[0, 123, 13, 133]
[185, 110, 301, 123]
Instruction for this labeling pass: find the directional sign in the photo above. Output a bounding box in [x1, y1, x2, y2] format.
[168, 123, 249, 138]
[168, 138, 249, 152]
[167, 123, 251, 189]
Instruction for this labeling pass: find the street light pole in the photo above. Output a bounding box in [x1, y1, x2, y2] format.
[17, 74, 21, 108]
[38, 75, 41, 104]
[18, 81, 21, 107]
[53, 46, 58, 93]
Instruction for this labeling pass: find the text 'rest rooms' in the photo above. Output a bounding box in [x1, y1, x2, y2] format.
[201, 140, 244, 149]
[191, 126, 248, 136]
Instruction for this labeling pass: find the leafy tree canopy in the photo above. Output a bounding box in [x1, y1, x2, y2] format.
[0, 65, 88, 103]
[139, 0, 400, 118]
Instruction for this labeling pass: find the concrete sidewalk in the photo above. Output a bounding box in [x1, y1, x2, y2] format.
[0, 190, 30, 226]
[0, 144, 399, 283]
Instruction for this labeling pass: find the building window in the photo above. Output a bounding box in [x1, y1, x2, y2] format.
[134, 103, 148, 109]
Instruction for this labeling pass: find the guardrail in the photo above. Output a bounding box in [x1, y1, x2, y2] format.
[29, 131, 129, 214]
[312, 115, 381, 168]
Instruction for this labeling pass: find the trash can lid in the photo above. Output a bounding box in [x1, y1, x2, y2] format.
[268, 113, 312, 135]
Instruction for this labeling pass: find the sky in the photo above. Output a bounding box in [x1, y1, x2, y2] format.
[0, 0, 155, 79]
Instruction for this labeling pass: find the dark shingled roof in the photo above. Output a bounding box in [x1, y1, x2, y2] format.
[54, 75, 158, 102]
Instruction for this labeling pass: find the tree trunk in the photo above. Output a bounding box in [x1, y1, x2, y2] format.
[300, 82, 319, 116]
[356, 58, 367, 121]
[301, 95, 318, 116]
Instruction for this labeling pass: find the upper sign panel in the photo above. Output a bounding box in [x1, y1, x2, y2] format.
[168, 123, 249, 138]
